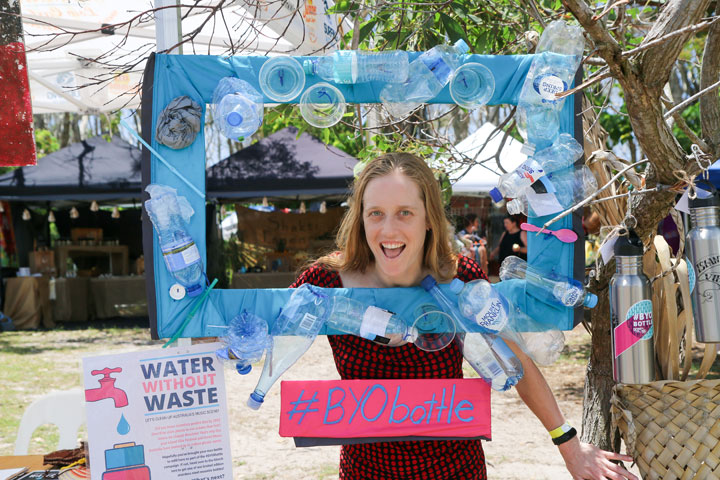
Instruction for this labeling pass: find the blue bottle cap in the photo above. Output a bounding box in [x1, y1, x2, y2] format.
[489, 187, 503, 203]
[227, 112, 243, 126]
[247, 391, 265, 410]
[186, 283, 204, 297]
[584, 293, 598, 309]
[449, 278, 464, 294]
[235, 363, 252, 375]
[420, 275, 437, 291]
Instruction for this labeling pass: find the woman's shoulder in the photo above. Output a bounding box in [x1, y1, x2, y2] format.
[456, 254, 488, 282]
[290, 262, 342, 288]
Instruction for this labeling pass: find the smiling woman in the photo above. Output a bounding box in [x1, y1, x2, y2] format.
[287, 152, 637, 480]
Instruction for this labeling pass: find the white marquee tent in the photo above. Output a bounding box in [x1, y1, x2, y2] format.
[22, 0, 342, 114]
[448, 122, 528, 195]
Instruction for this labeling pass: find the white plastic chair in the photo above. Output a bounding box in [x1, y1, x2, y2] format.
[14, 388, 86, 455]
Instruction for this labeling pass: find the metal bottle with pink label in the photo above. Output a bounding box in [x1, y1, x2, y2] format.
[686, 190, 720, 342]
[609, 231, 655, 384]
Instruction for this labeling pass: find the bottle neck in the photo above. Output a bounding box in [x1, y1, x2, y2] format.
[690, 206, 719, 228]
[615, 255, 643, 275]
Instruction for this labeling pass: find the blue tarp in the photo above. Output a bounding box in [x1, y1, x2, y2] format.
[145, 52, 579, 339]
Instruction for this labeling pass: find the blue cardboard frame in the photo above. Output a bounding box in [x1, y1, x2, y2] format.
[140, 52, 584, 340]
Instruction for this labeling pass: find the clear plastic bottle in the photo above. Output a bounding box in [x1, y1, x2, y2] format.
[489, 133, 583, 203]
[380, 39, 469, 118]
[303, 50, 409, 84]
[421, 275, 523, 391]
[517, 21, 584, 150]
[326, 296, 415, 346]
[449, 278, 566, 366]
[145, 185, 205, 297]
[216, 310, 271, 375]
[499, 256, 598, 308]
[506, 165, 598, 216]
[247, 284, 327, 409]
[212, 77, 264, 140]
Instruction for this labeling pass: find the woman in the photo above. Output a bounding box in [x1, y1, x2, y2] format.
[457, 213, 488, 274]
[490, 215, 527, 265]
[291, 153, 635, 480]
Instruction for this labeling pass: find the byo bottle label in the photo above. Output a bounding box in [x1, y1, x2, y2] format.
[613, 300, 653, 358]
[533, 74, 567, 103]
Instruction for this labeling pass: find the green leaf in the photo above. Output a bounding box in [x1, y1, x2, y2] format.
[358, 18, 379, 45]
[439, 13, 468, 45]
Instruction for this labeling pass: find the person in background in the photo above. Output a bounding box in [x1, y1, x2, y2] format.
[457, 213, 488, 274]
[290, 152, 637, 480]
[490, 214, 527, 264]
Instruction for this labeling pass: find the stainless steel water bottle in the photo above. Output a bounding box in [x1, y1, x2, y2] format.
[686, 191, 720, 342]
[609, 230, 655, 384]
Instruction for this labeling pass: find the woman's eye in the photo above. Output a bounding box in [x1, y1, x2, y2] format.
[368, 211, 382, 217]
[399, 210, 411, 216]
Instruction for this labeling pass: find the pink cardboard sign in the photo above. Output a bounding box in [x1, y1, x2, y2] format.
[280, 378, 491, 440]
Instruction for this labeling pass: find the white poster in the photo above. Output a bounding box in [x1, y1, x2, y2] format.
[82, 342, 232, 480]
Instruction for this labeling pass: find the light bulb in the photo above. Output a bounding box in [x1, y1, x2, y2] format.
[299, 202, 306, 214]
[90, 200, 99, 212]
[70, 207, 79, 219]
[22, 209, 31, 221]
[111, 206, 120, 219]
[48, 211, 56, 223]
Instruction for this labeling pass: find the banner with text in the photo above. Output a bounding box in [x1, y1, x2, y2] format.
[83, 343, 232, 480]
[280, 379, 491, 441]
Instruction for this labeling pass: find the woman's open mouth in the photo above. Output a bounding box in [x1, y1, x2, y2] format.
[381, 242, 405, 259]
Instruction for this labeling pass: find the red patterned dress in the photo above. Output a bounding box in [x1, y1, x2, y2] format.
[289, 255, 489, 480]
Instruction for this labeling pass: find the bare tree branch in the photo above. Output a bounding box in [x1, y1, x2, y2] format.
[700, 7, 720, 149]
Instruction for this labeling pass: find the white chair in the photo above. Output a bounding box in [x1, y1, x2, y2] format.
[14, 388, 86, 455]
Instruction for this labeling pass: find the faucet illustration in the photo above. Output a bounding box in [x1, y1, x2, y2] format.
[85, 367, 129, 408]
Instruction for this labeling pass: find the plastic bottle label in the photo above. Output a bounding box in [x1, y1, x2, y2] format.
[360, 306, 392, 340]
[513, 159, 545, 184]
[533, 73, 567, 103]
[613, 300, 653, 358]
[299, 312, 321, 334]
[559, 286, 582, 306]
[473, 297, 508, 332]
[163, 242, 200, 272]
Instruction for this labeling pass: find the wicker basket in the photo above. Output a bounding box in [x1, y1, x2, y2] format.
[612, 380, 720, 479]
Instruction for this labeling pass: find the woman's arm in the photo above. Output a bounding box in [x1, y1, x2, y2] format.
[508, 341, 637, 480]
[512, 231, 528, 255]
[489, 232, 505, 260]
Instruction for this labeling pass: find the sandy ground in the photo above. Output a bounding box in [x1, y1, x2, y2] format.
[224, 325, 641, 480]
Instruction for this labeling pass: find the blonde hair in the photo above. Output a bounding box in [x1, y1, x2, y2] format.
[317, 152, 458, 281]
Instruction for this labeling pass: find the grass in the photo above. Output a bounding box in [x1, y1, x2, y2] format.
[0, 319, 158, 455]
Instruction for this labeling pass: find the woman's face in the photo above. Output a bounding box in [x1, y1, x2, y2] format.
[362, 171, 428, 286]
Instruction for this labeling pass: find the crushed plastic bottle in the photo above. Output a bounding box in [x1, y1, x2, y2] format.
[144, 184, 205, 297]
[517, 20, 584, 150]
[489, 133, 584, 203]
[216, 311, 271, 375]
[212, 77, 264, 140]
[500, 256, 598, 309]
[450, 278, 566, 366]
[506, 165, 598, 217]
[326, 295, 415, 346]
[421, 275, 524, 391]
[380, 39, 469, 118]
[303, 50, 409, 84]
[247, 284, 327, 409]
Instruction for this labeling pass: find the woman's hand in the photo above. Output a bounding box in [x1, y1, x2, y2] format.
[558, 438, 638, 480]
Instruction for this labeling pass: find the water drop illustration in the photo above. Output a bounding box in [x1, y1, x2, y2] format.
[117, 413, 130, 435]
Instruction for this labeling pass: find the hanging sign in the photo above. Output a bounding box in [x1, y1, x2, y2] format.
[279, 378, 491, 442]
[83, 343, 233, 480]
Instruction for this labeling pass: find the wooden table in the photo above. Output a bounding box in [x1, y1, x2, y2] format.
[0, 454, 51, 471]
[55, 245, 129, 277]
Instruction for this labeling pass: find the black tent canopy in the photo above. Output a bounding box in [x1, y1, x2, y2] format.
[206, 126, 358, 200]
[0, 135, 142, 202]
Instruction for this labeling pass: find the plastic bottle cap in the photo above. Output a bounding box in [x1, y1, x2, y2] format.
[169, 283, 186, 300]
[449, 278, 464, 294]
[235, 363, 252, 375]
[454, 38, 470, 54]
[420, 275, 437, 291]
[186, 283, 204, 297]
[227, 112, 243, 126]
[489, 187, 503, 203]
[247, 392, 264, 410]
[302, 59, 316, 75]
[585, 293, 598, 309]
[614, 230, 643, 256]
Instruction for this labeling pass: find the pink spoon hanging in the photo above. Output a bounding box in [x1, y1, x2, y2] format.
[521, 222, 578, 243]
